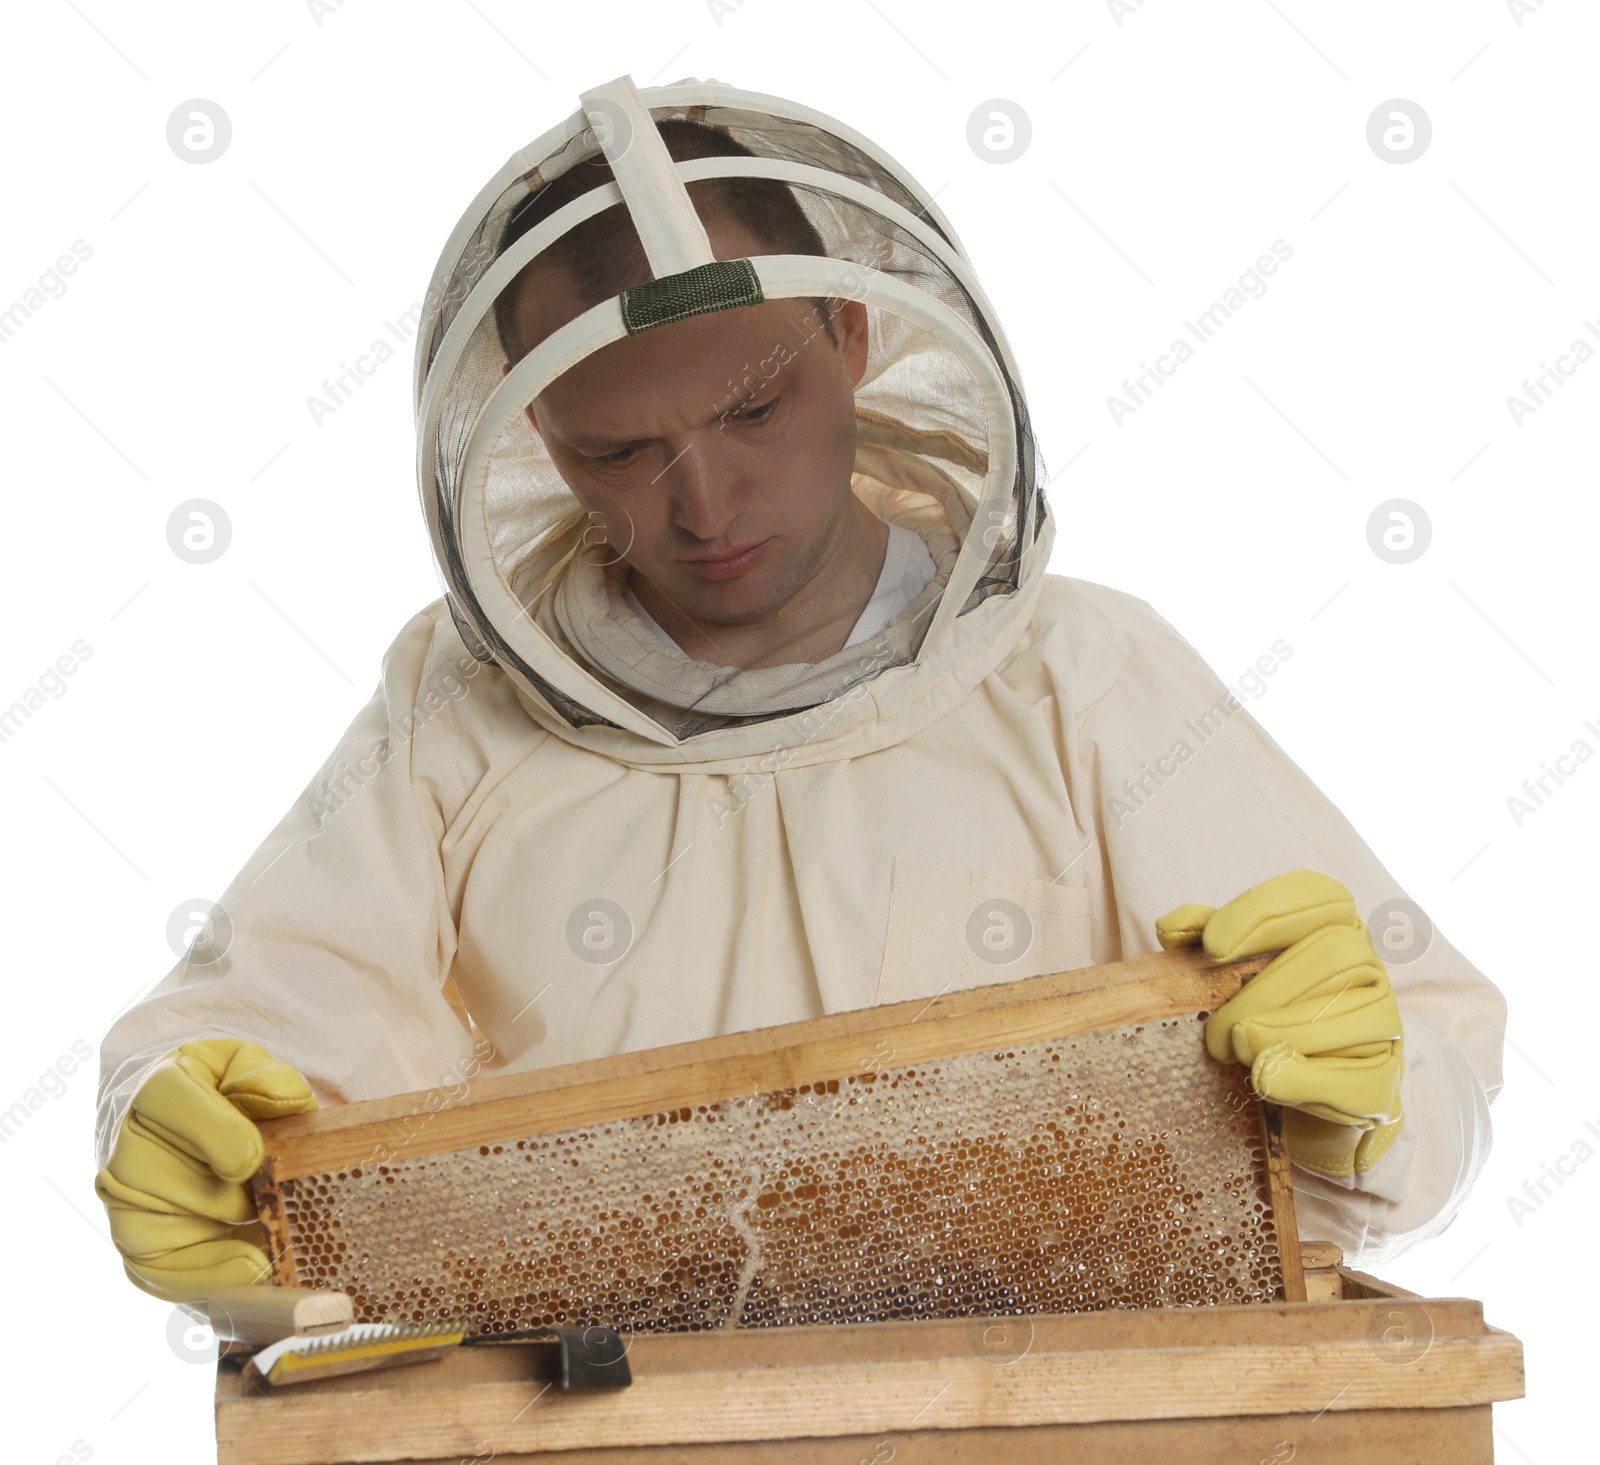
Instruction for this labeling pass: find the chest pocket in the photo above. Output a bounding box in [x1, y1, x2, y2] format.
[874, 856, 1094, 1007]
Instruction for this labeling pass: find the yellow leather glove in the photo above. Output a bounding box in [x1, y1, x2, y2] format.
[94, 1039, 317, 1303]
[1155, 870, 1405, 1180]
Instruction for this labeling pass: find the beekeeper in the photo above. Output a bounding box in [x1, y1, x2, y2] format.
[94, 76, 1506, 1305]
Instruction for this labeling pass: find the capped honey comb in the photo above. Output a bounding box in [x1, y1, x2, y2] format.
[254, 950, 1299, 1336]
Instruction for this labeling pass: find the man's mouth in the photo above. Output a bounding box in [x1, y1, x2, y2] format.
[683, 538, 772, 581]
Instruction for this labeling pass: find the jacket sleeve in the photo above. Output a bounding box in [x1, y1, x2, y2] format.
[94, 608, 490, 1171]
[1060, 580, 1507, 1267]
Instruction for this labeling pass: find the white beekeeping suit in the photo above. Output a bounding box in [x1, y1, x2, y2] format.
[96, 75, 1505, 1267]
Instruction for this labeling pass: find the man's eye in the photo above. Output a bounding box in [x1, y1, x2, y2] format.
[595, 446, 636, 465]
[736, 398, 778, 423]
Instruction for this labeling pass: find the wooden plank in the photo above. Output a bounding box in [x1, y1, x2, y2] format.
[219, 1406, 1498, 1465]
[1301, 1241, 1346, 1304]
[254, 946, 1274, 1181]
[1304, 1269, 1343, 1303]
[1336, 1268, 1424, 1301]
[252, 1152, 297, 1290]
[215, 1291, 1496, 1375]
[1264, 1104, 1306, 1302]
[213, 1296, 1524, 1465]
[400, 1406, 1489, 1465]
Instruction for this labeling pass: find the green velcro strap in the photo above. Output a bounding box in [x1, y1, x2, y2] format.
[620, 259, 764, 335]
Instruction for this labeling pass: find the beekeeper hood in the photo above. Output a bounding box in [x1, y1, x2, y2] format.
[415, 75, 1053, 760]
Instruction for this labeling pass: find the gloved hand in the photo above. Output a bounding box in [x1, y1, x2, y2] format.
[1155, 870, 1405, 1179]
[94, 1039, 318, 1303]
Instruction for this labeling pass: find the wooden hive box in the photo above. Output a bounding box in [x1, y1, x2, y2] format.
[214, 1248, 1524, 1464]
[216, 947, 1523, 1462]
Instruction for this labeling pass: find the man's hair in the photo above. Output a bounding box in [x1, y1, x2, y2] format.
[493, 118, 839, 363]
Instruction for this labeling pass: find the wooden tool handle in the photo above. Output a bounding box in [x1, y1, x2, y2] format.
[206, 1286, 353, 1345]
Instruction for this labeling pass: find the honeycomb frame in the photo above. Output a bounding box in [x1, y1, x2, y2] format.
[253, 947, 1303, 1334]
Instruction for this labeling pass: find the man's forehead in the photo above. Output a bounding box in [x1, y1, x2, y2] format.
[512, 212, 773, 347]
[533, 295, 832, 442]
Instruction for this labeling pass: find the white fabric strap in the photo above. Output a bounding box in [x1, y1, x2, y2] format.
[578, 75, 715, 279]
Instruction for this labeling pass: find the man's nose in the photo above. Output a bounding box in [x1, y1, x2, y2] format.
[663, 433, 747, 542]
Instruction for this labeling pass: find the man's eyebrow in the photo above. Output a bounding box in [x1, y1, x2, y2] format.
[715, 381, 783, 421]
[565, 388, 783, 452]
[567, 430, 639, 453]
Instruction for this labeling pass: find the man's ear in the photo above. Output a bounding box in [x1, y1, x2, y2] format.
[837, 300, 870, 388]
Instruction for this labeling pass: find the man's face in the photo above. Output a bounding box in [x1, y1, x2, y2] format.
[509, 224, 870, 630]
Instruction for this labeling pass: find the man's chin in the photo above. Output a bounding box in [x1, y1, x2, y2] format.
[659, 566, 792, 627]
[671, 586, 779, 627]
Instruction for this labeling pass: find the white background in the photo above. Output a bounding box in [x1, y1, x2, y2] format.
[1, 2, 1592, 1460]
